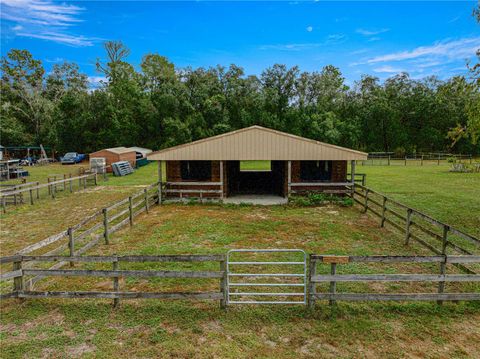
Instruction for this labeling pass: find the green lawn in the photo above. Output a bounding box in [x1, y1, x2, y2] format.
[356, 163, 480, 237]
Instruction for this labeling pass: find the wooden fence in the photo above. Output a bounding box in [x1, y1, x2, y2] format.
[11, 182, 160, 288]
[359, 154, 474, 166]
[352, 184, 480, 274]
[1, 253, 478, 308]
[0, 172, 98, 212]
[0, 254, 227, 308]
[308, 255, 480, 308]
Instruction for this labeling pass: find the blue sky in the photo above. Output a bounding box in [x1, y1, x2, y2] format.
[1, 1, 479, 86]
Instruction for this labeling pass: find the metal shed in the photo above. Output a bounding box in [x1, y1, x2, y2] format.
[147, 126, 368, 201]
[89, 147, 136, 173]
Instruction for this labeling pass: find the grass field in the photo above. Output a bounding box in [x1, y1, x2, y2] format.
[0, 162, 479, 358]
[356, 164, 480, 237]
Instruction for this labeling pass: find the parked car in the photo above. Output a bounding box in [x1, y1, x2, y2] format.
[61, 152, 86, 164]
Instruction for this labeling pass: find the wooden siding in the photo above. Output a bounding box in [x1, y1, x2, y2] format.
[89, 150, 136, 173]
[149, 126, 367, 161]
[290, 160, 348, 193]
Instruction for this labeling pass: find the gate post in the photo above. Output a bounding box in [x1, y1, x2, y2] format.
[308, 255, 316, 310]
[220, 257, 227, 309]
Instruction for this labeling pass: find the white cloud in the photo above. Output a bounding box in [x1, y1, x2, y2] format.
[356, 28, 389, 36]
[306, 26, 313, 32]
[367, 37, 480, 64]
[1, 0, 96, 47]
[259, 34, 346, 52]
[373, 65, 405, 73]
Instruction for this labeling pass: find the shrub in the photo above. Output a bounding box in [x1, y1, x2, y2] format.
[289, 192, 353, 207]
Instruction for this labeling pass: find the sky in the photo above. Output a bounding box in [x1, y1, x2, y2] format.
[1, 0, 480, 87]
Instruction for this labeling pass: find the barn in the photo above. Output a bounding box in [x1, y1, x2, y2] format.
[89, 147, 137, 173]
[147, 126, 368, 203]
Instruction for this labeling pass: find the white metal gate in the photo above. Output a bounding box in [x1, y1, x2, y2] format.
[226, 249, 307, 305]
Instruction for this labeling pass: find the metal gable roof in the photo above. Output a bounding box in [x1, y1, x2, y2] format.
[147, 126, 368, 161]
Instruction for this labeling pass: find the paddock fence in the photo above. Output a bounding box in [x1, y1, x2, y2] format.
[359, 153, 475, 166]
[0, 172, 99, 212]
[308, 254, 480, 307]
[352, 184, 480, 274]
[1, 253, 478, 308]
[6, 182, 161, 289]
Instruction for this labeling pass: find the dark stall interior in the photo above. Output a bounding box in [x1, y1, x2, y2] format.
[226, 161, 285, 196]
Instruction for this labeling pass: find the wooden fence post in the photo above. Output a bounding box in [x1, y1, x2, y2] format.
[69, 175, 73, 193]
[113, 256, 119, 308]
[47, 178, 51, 195]
[144, 188, 149, 214]
[36, 182, 40, 199]
[94, 173, 98, 186]
[405, 209, 412, 245]
[421, 155, 424, 166]
[363, 189, 369, 213]
[287, 161, 292, 198]
[388, 155, 391, 166]
[29, 188, 34, 205]
[2, 196, 6, 214]
[103, 208, 109, 245]
[13, 259, 23, 295]
[438, 225, 449, 305]
[63, 174, 67, 191]
[51, 180, 56, 199]
[158, 161, 163, 204]
[308, 255, 316, 310]
[128, 196, 133, 226]
[68, 227, 75, 267]
[381, 196, 387, 227]
[404, 157, 407, 166]
[329, 263, 337, 306]
[220, 258, 227, 309]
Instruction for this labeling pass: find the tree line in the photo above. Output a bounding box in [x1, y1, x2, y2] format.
[1, 33, 479, 156]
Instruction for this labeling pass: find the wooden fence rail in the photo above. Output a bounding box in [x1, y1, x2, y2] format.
[308, 255, 480, 308]
[0, 254, 227, 307]
[3, 182, 162, 289]
[352, 184, 479, 273]
[1, 253, 478, 308]
[1, 173, 98, 212]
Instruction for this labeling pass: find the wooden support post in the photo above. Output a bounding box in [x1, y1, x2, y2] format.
[63, 174, 67, 191]
[157, 161, 163, 204]
[103, 208, 109, 245]
[219, 161, 224, 201]
[350, 160, 356, 196]
[404, 157, 407, 166]
[83, 176, 87, 190]
[308, 255, 317, 310]
[68, 227, 74, 267]
[36, 182, 40, 199]
[438, 225, 449, 305]
[421, 155, 424, 166]
[2, 196, 6, 214]
[13, 260, 23, 295]
[69, 175, 73, 193]
[329, 263, 337, 306]
[113, 257, 119, 308]
[405, 209, 412, 245]
[51, 180, 56, 199]
[220, 259, 227, 309]
[363, 189, 369, 213]
[29, 189, 33, 205]
[438, 155, 440, 165]
[388, 155, 391, 166]
[47, 178, 51, 195]
[381, 196, 387, 227]
[128, 196, 133, 226]
[287, 161, 292, 198]
[94, 173, 98, 186]
[144, 188, 149, 213]
[470, 155, 472, 164]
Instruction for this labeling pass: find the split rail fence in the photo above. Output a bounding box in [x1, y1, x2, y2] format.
[0, 172, 99, 212]
[1, 253, 478, 308]
[9, 182, 160, 289]
[308, 255, 480, 307]
[352, 184, 480, 274]
[360, 154, 475, 166]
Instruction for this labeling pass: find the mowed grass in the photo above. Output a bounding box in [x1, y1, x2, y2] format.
[356, 163, 480, 237]
[1, 203, 479, 358]
[0, 162, 479, 358]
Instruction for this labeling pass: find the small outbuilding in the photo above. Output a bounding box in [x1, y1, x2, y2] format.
[129, 147, 153, 159]
[89, 147, 136, 172]
[147, 126, 368, 202]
